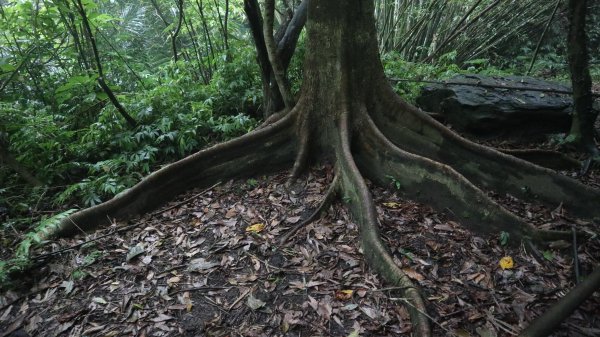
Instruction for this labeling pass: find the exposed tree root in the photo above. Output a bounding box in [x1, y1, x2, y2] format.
[43, 113, 298, 239]
[288, 111, 311, 182]
[518, 266, 600, 337]
[370, 82, 600, 221]
[31, 81, 595, 337]
[337, 110, 431, 336]
[278, 174, 338, 245]
[355, 114, 569, 242]
[498, 148, 581, 170]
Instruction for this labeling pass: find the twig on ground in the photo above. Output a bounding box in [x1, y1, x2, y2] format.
[389, 297, 458, 337]
[151, 181, 221, 216]
[572, 228, 581, 284]
[227, 287, 252, 311]
[278, 175, 338, 245]
[168, 286, 230, 297]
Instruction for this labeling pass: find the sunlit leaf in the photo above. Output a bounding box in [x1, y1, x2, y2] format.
[499, 256, 514, 270]
[246, 223, 265, 233]
[335, 289, 354, 301]
[347, 330, 360, 337]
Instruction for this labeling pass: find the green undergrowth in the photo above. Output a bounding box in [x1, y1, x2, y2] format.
[1, 52, 260, 221]
[0, 209, 75, 289]
[1, 49, 261, 289]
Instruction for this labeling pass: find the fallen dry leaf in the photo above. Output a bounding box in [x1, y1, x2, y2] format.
[245, 223, 265, 233]
[151, 313, 174, 323]
[247, 294, 266, 310]
[402, 267, 425, 281]
[499, 256, 514, 270]
[335, 289, 354, 301]
[187, 258, 219, 272]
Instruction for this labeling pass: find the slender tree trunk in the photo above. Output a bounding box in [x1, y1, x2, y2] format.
[262, 0, 294, 110]
[74, 0, 137, 128]
[244, 0, 307, 117]
[527, 0, 561, 75]
[195, 0, 215, 76]
[566, 0, 598, 155]
[172, 0, 184, 63]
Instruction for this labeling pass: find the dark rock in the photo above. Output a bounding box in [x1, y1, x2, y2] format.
[416, 74, 573, 137]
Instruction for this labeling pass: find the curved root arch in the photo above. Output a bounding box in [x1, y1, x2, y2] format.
[370, 82, 600, 221]
[337, 108, 431, 336]
[47, 112, 299, 239]
[356, 114, 572, 242]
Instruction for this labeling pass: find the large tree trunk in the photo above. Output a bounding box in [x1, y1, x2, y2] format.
[39, 1, 600, 336]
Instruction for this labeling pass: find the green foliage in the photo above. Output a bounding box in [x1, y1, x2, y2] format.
[0, 209, 76, 287]
[499, 231, 510, 246]
[246, 178, 259, 188]
[542, 250, 555, 261]
[386, 175, 402, 190]
[71, 269, 87, 280]
[2, 35, 260, 212]
[0, 257, 29, 288]
[398, 248, 415, 262]
[382, 50, 525, 102]
[49, 59, 259, 206]
[82, 250, 104, 266]
[382, 52, 460, 101]
[17, 209, 77, 257]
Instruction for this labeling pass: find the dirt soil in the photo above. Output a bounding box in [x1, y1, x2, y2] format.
[1, 151, 599, 337]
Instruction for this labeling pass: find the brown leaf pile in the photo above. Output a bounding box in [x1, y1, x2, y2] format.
[1, 166, 599, 337]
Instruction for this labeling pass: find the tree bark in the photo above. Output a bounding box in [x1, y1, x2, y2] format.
[244, 0, 307, 117]
[566, 0, 598, 155]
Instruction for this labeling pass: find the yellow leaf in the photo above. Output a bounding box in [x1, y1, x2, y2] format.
[499, 256, 514, 270]
[383, 202, 400, 208]
[335, 289, 354, 300]
[246, 223, 265, 233]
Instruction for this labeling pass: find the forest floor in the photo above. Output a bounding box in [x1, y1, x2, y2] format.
[1, 132, 600, 337]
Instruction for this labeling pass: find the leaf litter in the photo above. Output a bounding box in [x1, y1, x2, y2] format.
[0, 165, 599, 337]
